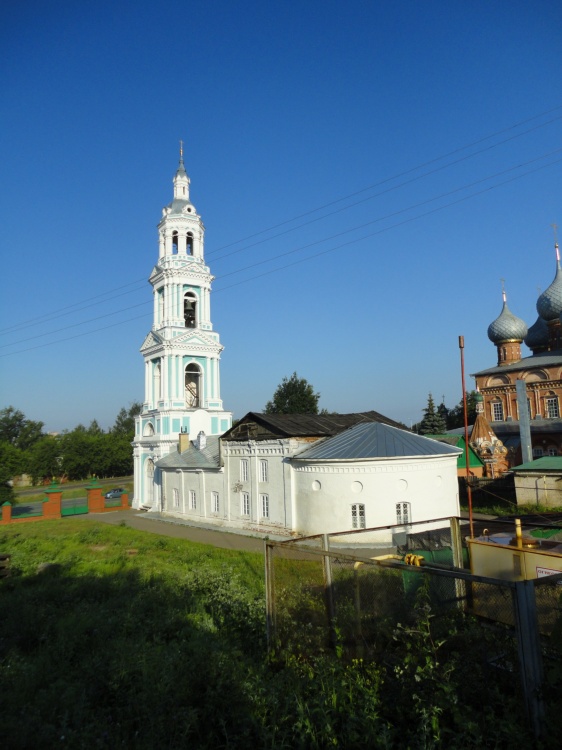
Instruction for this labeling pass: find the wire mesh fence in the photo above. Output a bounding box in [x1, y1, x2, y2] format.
[265, 517, 562, 738]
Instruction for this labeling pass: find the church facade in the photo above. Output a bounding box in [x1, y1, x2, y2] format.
[132, 152, 232, 509]
[472, 242, 562, 463]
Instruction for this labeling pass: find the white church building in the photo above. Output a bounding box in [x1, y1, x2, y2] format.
[133, 152, 461, 537]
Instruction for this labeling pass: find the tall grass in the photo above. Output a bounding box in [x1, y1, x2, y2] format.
[0, 520, 547, 748]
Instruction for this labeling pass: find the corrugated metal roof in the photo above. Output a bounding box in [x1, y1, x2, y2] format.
[293, 422, 462, 460]
[157, 436, 220, 470]
[511, 456, 562, 472]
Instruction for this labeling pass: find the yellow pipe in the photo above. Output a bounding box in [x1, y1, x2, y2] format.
[515, 518, 523, 549]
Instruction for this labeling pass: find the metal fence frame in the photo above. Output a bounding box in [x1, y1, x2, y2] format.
[265, 516, 562, 739]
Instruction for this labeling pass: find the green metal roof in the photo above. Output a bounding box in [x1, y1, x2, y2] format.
[426, 434, 484, 469]
[511, 456, 562, 472]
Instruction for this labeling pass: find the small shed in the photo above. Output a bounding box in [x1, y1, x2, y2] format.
[510, 456, 562, 508]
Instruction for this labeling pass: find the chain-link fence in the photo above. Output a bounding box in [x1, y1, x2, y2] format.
[265, 516, 562, 738]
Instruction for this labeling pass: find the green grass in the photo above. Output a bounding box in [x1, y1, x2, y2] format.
[0, 520, 547, 748]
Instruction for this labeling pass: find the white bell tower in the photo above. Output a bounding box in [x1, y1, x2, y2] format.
[133, 146, 232, 509]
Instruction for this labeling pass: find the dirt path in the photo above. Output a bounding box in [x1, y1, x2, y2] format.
[80, 510, 267, 553]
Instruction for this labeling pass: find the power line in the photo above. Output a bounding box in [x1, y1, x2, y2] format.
[4, 106, 560, 333]
[206, 105, 562, 257]
[3, 151, 560, 359]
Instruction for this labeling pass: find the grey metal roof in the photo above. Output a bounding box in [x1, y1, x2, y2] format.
[537, 259, 562, 321]
[157, 435, 220, 470]
[472, 349, 562, 377]
[292, 422, 462, 461]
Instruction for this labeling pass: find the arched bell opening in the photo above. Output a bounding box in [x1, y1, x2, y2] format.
[186, 232, 194, 255]
[184, 292, 197, 328]
[185, 363, 201, 408]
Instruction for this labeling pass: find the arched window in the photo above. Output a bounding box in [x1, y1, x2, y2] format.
[143, 422, 154, 437]
[491, 399, 504, 421]
[172, 231, 178, 254]
[185, 363, 201, 407]
[184, 292, 197, 328]
[186, 232, 194, 255]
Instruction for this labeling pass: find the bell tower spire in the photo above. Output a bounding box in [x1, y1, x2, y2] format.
[174, 140, 190, 201]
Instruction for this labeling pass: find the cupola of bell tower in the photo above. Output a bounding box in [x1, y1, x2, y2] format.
[174, 141, 190, 200]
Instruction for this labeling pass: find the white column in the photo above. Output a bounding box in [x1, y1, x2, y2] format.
[145, 361, 150, 404]
[153, 289, 158, 327]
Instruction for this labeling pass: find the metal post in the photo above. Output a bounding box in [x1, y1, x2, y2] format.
[513, 580, 545, 739]
[322, 534, 336, 648]
[459, 335, 474, 539]
[449, 517, 467, 608]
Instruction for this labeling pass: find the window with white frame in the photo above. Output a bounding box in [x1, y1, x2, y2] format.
[241, 492, 250, 516]
[211, 491, 219, 513]
[547, 447, 558, 456]
[396, 502, 411, 525]
[492, 401, 504, 421]
[259, 459, 268, 482]
[260, 493, 269, 518]
[189, 490, 197, 510]
[240, 459, 249, 482]
[546, 396, 560, 419]
[533, 447, 544, 458]
[351, 503, 366, 529]
[173, 488, 179, 508]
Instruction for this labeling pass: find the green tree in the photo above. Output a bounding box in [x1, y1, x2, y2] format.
[0, 441, 24, 503]
[447, 390, 478, 429]
[112, 402, 142, 435]
[0, 406, 44, 450]
[264, 373, 320, 414]
[418, 393, 447, 435]
[26, 435, 62, 485]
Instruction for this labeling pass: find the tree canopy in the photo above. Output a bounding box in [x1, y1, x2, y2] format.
[264, 373, 321, 414]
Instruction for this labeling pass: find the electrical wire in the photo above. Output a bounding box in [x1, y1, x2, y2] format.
[3, 105, 560, 334]
[2, 150, 560, 359]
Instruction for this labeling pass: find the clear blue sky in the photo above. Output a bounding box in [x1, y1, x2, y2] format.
[1, 0, 561, 432]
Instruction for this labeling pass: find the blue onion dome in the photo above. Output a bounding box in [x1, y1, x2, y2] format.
[525, 315, 549, 350]
[537, 244, 562, 321]
[487, 292, 528, 343]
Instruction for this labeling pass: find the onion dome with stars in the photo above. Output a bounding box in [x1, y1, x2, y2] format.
[487, 289, 528, 344]
[536, 244, 562, 322]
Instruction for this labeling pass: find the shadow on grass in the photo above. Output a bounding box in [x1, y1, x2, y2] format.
[0, 564, 265, 749]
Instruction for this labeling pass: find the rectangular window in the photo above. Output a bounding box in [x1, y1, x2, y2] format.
[546, 397, 559, 419]
[260, 493, 269, 518]
[547, 447, 558, 456]
[533, 447, 544, 458]
[241, 492, 250, 516]
[211, 491, 219, 513]
[189, 490, 196, 510]
[492, 401, 504, 421]
[240, 459, 249, 482]
[396, 502, 411, 525]
[259, 459, 268, 482]
[173, 488, 179, 508]
[351, 503, 366, 529]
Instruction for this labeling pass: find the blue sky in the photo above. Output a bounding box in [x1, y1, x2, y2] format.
[1, 0, 561, 432]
